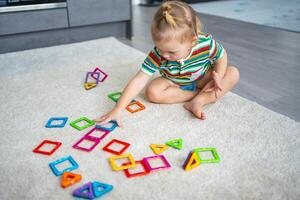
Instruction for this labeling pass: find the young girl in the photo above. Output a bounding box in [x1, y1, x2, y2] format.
[95, 0, 239, 127]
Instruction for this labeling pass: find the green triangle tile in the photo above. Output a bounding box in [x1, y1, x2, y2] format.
[165, 138, 183, 150]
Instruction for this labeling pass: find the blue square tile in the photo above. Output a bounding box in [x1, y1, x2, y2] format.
[45, 117, 68, 128]
[95, 120, 118, 132]
[49, 155, 79, 176]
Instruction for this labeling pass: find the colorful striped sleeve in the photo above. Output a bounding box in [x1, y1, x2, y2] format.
[141, 48, 161, 76]
[209, 36, 225, 62]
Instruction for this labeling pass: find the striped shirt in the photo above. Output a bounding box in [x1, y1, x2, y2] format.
[141, 34, 224, 85]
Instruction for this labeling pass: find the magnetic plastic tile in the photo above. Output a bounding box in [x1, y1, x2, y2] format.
[69, 117, 95, 131]
[123, 160, 150, 178]
[109, 154, 136, 171]
[61, 172, 82, 188]
[73, 182, 94, 199]
[92, 181, 113, 198]
[95, 120, 118, 132]
[33, 140, 62, 156]
[149, 144, 169, 155]
[182, 151, 201, 171]
[84, 72, 99, 90]
[107, 91, 136, 103]
[86, 127, 110, 140]
[92, 67, 108, 82]
[72, 128, 110, 152]
[49, 155, 79, 176]
[165, 138, 183, 150]
[72, 136, 100, 152]
[45, 117, 68, 128]
[142, 155, 171, 171]
[126, 101, 145, 113]
[85, 71, 100, 83]
[107, 91, 122, 102]
[102, 139, 130, 155]
[84, 82, 97, 90]
[73, 181, 113, 199]
[194, 147, 220, 163]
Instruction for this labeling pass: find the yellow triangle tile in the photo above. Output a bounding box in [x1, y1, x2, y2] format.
[150, 144, 169, 155]
[84, 83, 97, 90]
[183, 151, 201, 171]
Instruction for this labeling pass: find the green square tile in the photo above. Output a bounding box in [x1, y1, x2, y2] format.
[70, 117, 95, 131]
[194, 147, 220, 163]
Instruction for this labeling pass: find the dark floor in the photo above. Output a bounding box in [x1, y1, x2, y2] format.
[119, 5, 300, 122]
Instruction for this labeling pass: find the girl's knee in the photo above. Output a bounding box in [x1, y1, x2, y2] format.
[145, 84, 162, 103]
[227, 66, 240, 83]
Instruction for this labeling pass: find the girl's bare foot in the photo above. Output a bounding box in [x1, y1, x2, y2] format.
[183, 101, 207, 120]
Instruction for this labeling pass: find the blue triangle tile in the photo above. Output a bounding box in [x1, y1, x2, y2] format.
[92, 181, 113, 198]
[73, 182, 95, 199]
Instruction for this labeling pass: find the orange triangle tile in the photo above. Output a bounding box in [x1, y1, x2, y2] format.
[183, 151, 201, 171]
[61, 172, 82, 188]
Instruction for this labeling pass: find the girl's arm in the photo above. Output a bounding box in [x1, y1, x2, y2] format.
[203, 49, 228, 98]
[213, 49, 228, 78]
[94, 70, 151, 126]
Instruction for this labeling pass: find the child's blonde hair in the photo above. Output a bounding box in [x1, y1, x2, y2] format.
[151, 0, 202, 43]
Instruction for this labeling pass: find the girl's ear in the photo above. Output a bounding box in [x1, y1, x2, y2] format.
[191, 36, 198, 45]
[192, 36, 198, 42]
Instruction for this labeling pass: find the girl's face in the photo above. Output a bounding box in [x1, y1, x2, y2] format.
[154, 38, 195, 61]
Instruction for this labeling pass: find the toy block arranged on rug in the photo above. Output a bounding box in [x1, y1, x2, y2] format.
[123, 160, 150, 178]
[33, 140, 62, 156]
[61, 172, 82, 188]
[92, 67, 108, 82]
[73, 128, 110, 152]
[165, 138, 183, 150]
[95, 120, 118, 132]
[149, 144, 169, 155]
[194, 147, 220, 163]
[92, 181, 113, 198]
[85, 127, 111, 140]
[70, 117, 95, 131]
[142, 155, 171, 172]
[84, 72, 100, 90]
[84, 82, 97, 90]
[126, 101, 145, 113]
[109, 154, 136, 171]
[49, 155, 79, 176]
[102, 139, 130, 155]
[72, 182, 94, 199]
[73, 136, 100, 152]
[107, 91, 122, 102]
[45, 117, 68, 128]
[73, 181, 113, 199]
[107, 91, 136, 103]
[182, 151, 201, 171]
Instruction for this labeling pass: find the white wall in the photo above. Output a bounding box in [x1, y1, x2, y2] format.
[132, 0, 140, 5]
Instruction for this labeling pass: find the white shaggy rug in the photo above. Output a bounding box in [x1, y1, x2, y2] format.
[0, 37, 299, 200]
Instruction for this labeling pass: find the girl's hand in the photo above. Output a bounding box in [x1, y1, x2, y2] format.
[93, 71, 150, 128]
[94, 108, 123, 127]
[203, 71, 223, 98]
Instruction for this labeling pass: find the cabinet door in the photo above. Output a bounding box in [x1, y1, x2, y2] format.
[67, 0, 131, 27]
[0, 8, 68, 36]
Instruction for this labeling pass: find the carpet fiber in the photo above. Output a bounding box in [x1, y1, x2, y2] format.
[0, 37, 299, 200]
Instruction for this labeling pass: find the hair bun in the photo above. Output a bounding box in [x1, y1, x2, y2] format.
[163, 10, 168, 17]
[162, 4, 171, 13]
[161, 4, 176, 27]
